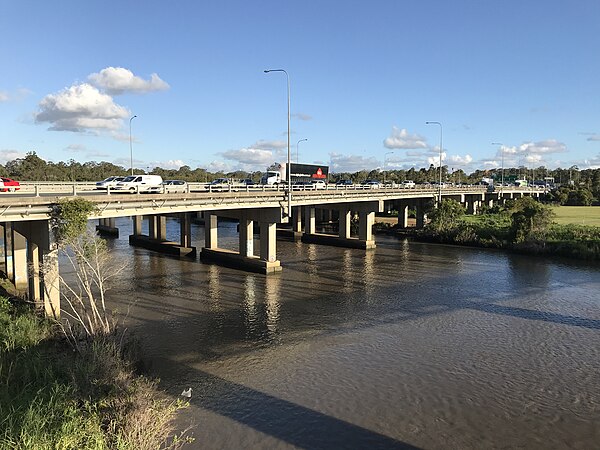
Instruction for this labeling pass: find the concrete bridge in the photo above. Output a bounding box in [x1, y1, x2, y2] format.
[0, 184, 542, 316]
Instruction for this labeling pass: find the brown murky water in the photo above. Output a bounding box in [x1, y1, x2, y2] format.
[101, 217, 600, 449]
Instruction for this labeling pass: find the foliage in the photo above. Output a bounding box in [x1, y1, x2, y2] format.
[0, 300, 190, 449]
[426, 199, 466, 233]
[508, 197, 554, 243]
[51, 198, 98, 244]
[55, 231, 126, 350]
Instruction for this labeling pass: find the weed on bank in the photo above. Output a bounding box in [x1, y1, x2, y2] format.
[0, 298, 189, 450]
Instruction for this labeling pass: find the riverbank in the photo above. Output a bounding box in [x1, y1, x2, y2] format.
[374, 216, 600, 261]
[0, 297, 190, 449]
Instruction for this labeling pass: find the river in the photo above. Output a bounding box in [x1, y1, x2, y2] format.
[100, 216, 600, 449]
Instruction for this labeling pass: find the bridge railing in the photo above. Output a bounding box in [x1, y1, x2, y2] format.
[2, 181, 544, 198]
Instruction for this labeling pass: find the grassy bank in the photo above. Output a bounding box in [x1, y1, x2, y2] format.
[551, 206, 600, 226]
[0, 298, 189, 450]
[375, 200, 600, 261]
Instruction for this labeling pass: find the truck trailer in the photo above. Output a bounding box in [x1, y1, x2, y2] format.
[261, 162, 329, 185]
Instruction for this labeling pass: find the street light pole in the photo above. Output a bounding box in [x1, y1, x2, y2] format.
[384, 151, 394, 185]
[492, 142, 504, 193]
[426, 121, 443, 204]
[296, 138, 307, 164]
[129, 115, 137, 176]
[264, 69, 291, 219]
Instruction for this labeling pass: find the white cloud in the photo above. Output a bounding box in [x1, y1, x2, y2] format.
[65, 144, 86, 152]
[207, 160, 232, 173]
[0, 150, 27, 164]
[0, 91, 8, 102]
[250, 140, 286, 151]
[518, 139, 566, 154]
[383, 127, 428, 149]
[0, 88, 30, 102]
[88, 67, 169, 95]
[149, 159, 186, 169]
[35, 83, 129, 132]
[581, 154, 600, 169]
[524, 154, 543, 164]
[292, 113, 312, 121]
[427, 152, 447, 168]
[587, 135, 600, 142]
[221, 148, 274, 167]
[329, 152, 380, 172]
[447, 154, 473, 165]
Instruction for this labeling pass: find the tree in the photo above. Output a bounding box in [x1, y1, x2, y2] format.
[426, 199, 466, 233]
[46, 198, 126, 351]
[509, 197, 554, 243]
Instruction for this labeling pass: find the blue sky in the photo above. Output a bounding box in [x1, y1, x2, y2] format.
[1, 0, 599, 173]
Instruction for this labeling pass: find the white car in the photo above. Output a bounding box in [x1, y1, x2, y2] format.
[148, 180, 188, 194]
[112, 175, 164, 193]
[95, 176, 126, 190]
[311, 180, 327, 189]
[402, 180, 416, 188]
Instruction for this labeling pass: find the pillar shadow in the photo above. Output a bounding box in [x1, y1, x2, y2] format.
[185, 368, 420, 450]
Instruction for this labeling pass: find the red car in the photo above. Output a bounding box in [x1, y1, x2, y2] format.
[0, 177, 20, 192]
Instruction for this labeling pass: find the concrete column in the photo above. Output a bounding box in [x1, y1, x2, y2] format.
[27, 241, 40, 305]
[304, 207, 316, 235]
[11, 228, 28, 290]
[108, 217, 116, 228]
[339, 208, 351, 239]
[148, 216, 158, 239]
[259, 221, 277, 262]
[133, 215, 142, 235]
[4, 222, 13, 280]
[415, 202, 425, 229]
[205, 214, 218, 249]
[398, 203, 409, 228]
[358, 211, 375, 242]
[291, 206, 303, 233]
[37, 220, 59, 318]
[157, 216, 167, 241]
[180, 213, 192, 248]
[239, 219, 254, 257]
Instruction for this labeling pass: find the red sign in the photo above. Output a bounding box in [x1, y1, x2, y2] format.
[312, 168, 326, 179]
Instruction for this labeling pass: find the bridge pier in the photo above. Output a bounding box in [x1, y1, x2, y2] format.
[129, 214, 196, 257]
[200, 209, 283, 274]
[96, 217, 119, 237]
[301, 201, 381, 249]
[8, 220, 60, 317]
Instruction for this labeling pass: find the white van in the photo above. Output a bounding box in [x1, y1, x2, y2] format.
[112, 175, 163, 193]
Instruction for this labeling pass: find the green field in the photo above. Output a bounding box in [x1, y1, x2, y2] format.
[552, 206, 600, 226]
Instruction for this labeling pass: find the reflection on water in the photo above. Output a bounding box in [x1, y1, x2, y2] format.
[101, 217, 600, 450]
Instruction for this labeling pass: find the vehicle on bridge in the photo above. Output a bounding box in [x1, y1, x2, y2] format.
[0, 177, 20, 192]
[261, 162, 329, 185]
[401, 180, 416, 188]
[112, 175, 163, 193]
[148, 179, 188, 194]
[363, 179, 381, 189]
[95, 176, 126, 190]
[336, 179, 353, 186]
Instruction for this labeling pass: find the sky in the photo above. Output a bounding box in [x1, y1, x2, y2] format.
[1, 0, 600, 174]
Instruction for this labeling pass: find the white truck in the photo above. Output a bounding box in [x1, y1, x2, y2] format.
[261, 162, 329, 186]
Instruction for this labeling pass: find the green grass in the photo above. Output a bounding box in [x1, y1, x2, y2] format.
[0, 297, 189, 450]
[551, 206, 600, 226]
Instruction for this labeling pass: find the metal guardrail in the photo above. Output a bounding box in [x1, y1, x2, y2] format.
[4, 182, 545, 197]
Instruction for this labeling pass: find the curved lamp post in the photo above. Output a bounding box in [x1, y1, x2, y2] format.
[426, 121, 443, 204]
[129, 115, 137, 176]
[296, 138, 307, 164]
[264, 69, 291, 218]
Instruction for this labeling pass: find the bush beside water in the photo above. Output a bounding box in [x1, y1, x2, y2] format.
[0, 297, 189, 450]
[387, 198, 600, 260]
